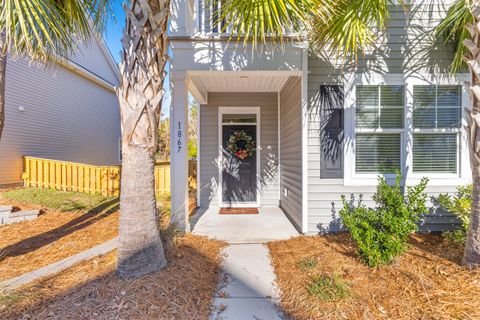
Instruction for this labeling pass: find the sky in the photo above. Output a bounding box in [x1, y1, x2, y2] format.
[104, 1, 126, 64]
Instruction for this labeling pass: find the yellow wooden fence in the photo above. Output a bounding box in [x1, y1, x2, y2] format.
[23, 157, 198, 208]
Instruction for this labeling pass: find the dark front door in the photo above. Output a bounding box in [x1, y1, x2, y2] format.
[222, 125, 257, 206]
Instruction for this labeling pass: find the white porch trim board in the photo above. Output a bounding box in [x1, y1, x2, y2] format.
[170, 70, 190, 232]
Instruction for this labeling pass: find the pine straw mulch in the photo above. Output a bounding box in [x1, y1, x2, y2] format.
[268, 233, 480, 320]
[0, 235, 225, 320]
[0, 197, 119, 281]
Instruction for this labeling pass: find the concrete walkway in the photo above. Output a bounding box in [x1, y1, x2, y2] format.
[210, 244, 284, 320]
[0, 238, 118, 290]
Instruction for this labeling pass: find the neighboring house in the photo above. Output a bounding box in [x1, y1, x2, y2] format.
[169, 1, 470, 233]
[0, 35, 121, 187]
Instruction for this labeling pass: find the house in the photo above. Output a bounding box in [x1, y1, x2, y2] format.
[168, 0, 470, 234]
[0, 35, 121, 187]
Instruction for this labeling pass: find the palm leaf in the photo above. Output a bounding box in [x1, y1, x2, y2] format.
[0, 0, 110, 61]
[432, 0, 472, 73]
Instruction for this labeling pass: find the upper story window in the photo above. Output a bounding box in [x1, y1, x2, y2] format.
[197, 0, 227, 34]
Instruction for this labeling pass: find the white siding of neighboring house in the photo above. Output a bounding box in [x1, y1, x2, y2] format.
[279, 77, 303, 230]
[307, 4, 465, 233]
[0, 47, 120, 186]
[199, 92, 279, 208]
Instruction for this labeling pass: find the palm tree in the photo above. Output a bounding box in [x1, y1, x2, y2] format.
[115, 0, 170, 278]
[0, 0, 108, 140]
[434, 0, 480, 265]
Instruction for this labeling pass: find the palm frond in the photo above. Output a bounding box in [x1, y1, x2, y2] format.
[216, 0, 328, 47]
[432, 0, 472, 73]
[0, 0, 110, 61]
[309, 0, 391, 60]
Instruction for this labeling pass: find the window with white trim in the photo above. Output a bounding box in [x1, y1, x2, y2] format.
[412, 85, 461, 173]
[355, 85, 404, 173]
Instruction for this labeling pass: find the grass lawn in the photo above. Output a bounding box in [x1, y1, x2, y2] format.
[0, 188, 120, 281]
[268, 233, 480, 320]
[1, 188, 114, 212]
[0, 235, 225, 319]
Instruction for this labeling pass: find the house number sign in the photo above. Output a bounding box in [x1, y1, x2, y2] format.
[177, 121, 182, 153]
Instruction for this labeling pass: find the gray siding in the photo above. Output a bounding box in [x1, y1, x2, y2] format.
[0, 57, 121, 185]
[279, 77, 302, 230]
[307, 4, 461, 233]
[199, 92, 279, 207]
[69, 39, 119, 86]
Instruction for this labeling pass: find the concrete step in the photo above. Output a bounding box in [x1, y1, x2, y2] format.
[0, 210, 40, 225]
[0, 205, 13, 213]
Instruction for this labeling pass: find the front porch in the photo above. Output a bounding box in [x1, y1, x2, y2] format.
[191, 207, 299, 243]
[170, 70, 306, 235]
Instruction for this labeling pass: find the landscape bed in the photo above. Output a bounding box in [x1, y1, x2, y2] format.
[0, 188, 119, 281]
[0, 235, 225, 319]
[268, 233, 480, 320]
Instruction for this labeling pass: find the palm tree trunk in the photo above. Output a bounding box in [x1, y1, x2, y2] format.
[462, 4, 480, 265]
[0, 34, 7, 141]
[116, 0, 169, 278]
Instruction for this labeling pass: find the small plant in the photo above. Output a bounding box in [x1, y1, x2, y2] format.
[298, 258, 318, 271]
[437, 185, 472, 245]
[339, 174, 429, 268]
[307, 274, 350, 301]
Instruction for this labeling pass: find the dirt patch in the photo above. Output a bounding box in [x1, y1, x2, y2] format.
[0, 234, 225, 319]
[268, 233, 480, 320]
[0, 198, 119, 281]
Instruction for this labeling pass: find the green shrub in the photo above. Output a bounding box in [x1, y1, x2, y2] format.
[437, 184, 472, 245]
[339, 174, 429, 268]
[307, 274, 350, 301]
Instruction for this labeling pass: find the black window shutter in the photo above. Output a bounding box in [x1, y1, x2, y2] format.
[319, 85, 344, 179]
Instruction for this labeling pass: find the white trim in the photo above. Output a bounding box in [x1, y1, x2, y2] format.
[343, 72, 471, 187]
[277, 91, 281, 203]
[55, 58, 116, 92]
[217, 106, 261, 208]
[301, 48, 309, 233]
[197, 99, 201, 207]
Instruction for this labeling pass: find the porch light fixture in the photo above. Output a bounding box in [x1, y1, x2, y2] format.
[240, 76, 248, 80]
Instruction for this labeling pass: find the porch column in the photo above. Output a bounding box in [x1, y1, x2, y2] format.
[170, 71, 190, 232]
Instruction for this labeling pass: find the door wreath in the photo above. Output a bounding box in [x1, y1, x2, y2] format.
[226, 130, 255, 160]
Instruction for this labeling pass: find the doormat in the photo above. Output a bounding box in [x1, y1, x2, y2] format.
[219, 208, 259, 215]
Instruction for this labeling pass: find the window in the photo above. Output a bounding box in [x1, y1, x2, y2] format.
[412, 85, 461, 174]
[355, 85, 404, 173]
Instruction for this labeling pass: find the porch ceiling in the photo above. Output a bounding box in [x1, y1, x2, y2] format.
[187, 71, 300, 103]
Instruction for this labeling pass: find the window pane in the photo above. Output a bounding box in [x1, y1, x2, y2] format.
[413, 85, 435, 107]
[437, 85, 461, 106]
[357, 86, 378, 106]
[356, 86, 379, 128]
[356, 107, 379, 128]
[413, 134, 457, 173]
[437, 108, 461, 128]
[413, 108, 436, 128]
[356, 85, 404, 129]
[380, 85, 404, 128]
[413, 85, 461, 129]
[356, 134, 401, 173]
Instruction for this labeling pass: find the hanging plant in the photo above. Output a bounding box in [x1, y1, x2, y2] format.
[226, 130, 255, 160]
